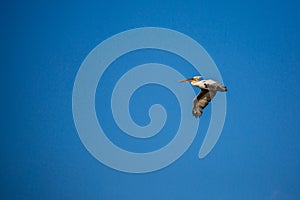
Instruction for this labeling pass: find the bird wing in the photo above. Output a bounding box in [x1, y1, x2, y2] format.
[192, 89, 217, 118]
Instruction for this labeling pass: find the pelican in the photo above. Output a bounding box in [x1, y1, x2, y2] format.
[180, 76, 227, 118]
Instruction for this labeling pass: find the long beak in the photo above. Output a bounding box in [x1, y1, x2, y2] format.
[179, 78, 194, 82]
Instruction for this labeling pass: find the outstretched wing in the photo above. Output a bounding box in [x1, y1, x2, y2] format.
[192, 89, 217, 118]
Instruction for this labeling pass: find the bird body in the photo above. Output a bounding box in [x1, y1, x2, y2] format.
[191, 79, 216, 88]
[180, 76, 227, 118]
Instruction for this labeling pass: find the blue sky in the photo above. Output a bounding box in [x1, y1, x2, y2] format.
[2, 0, 300, 199]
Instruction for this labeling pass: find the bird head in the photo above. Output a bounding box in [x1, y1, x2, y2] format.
[179, 76, 202, 82]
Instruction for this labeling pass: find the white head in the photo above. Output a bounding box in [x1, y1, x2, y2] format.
[179, 76, 202, 83]
[193, 76, 202, 81]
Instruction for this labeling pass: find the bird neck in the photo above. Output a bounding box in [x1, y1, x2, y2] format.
[191, 81, 200, 86]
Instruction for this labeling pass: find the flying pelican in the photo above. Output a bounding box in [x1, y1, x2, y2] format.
[179, 76, 227, 118]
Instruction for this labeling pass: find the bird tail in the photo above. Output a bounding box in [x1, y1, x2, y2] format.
[217, 86, 227, 92]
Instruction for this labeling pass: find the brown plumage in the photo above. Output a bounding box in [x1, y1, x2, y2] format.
[180, 76, 227, 118]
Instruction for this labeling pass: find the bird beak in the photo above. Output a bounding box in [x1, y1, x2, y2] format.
[179, 78, 194, 82]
